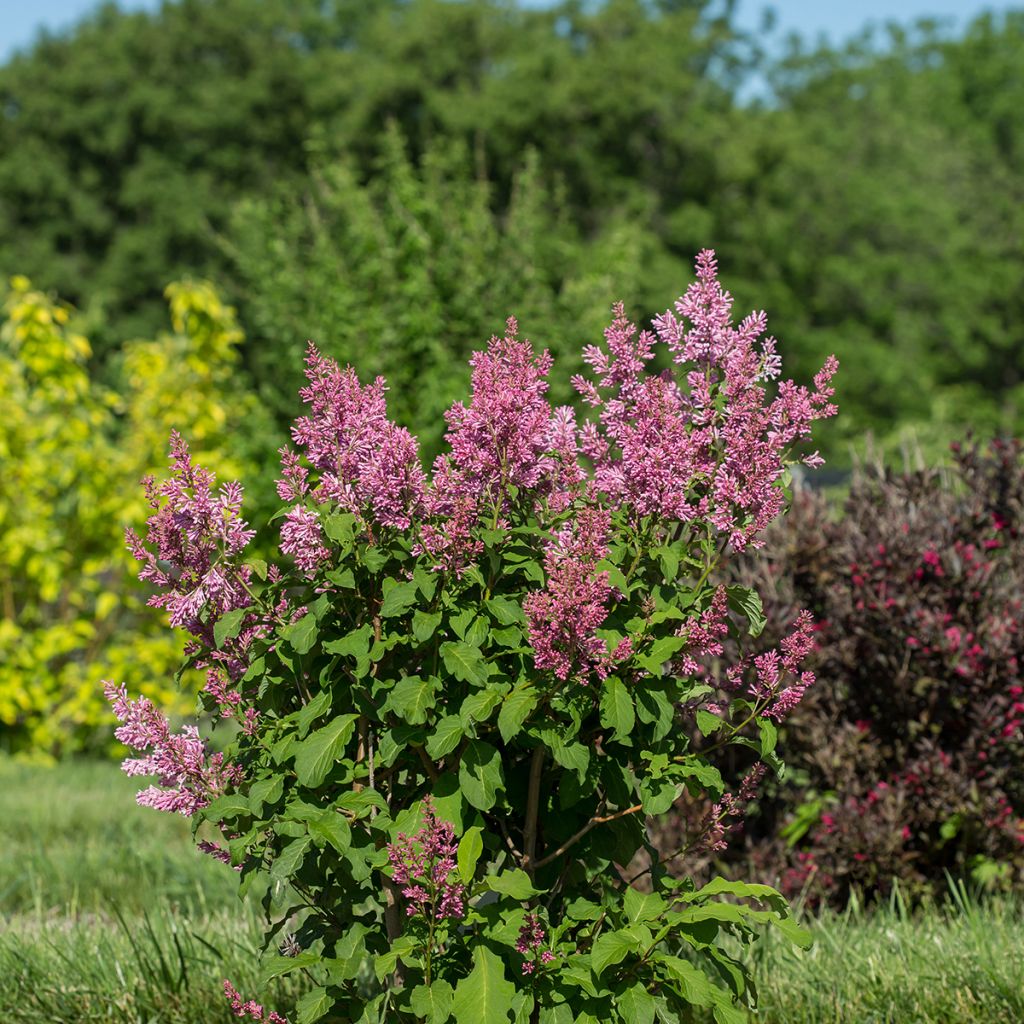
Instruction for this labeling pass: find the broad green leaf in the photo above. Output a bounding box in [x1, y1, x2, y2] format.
[260, 951, 320, 983]
[487, 867, 542, 900]
[308, 811, 352, 854]
[374, 935, 418, 980]
[458, 826, 484, 884]
[595, 558, 629, 594]
[281, 612, 318, 654]
[410, 981, 454, 1024]
[388, 675, 438, 725]
[695, 709, 725, 736]
[270, 836, 310, 880]
[461, 688, 504, 727]
[324, 624, 373, 658]
[248, 776, 284, 816]
[380, 579, 419, 618]
[644, 635, 687, 666]
[214, 608, 246, 649]
[249, 558, 269, 581]
[451, 946, 515, 1024]
[655, 545, 680, 582]
[758, 716, 779, 756]
[590, 929, 640, 977]
[204, 793, 251, 822]
[486, 596, 525, 625]
[657, 956, 717, 1007]
[413, 609, 443, 643]
[459, 740, 504, 810]
[426, 715, 464, 759]
[498, 685, 538, 743]
[296, 986, 331, 1024]
[294, 715, 358, 787]
[600, 677, 635, 740]
[726, 584, 766, 638]
[296, 689, 331, 738]
[441, 641, 489, 687]
[623, 887, 667, 925]
[616, 984, 656, 1024]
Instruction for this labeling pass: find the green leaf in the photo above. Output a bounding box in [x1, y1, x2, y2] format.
[260, 951, 320, 983]
[281, 612, 318, 655]
[271, 836, 310, 880]
[643, 635, 687, 667]
[413, 609, 443, 643]
[441, 641, 489, 687]
[600, 677, 635, 740]
[487, 868, 542, 900]
[426, 715, 464, 759]
[248, 776, 284, 816]
[758, 717, 779, 756]
[623, 887, 667, 925]
[294, 715, 358, 787]
[726, 585, 766, 638]
[457, 826, 484, 884]
[595, 559, 629, 595]
[657, 956, 717, 1007]
[214, 608, 247, 649]
[296, 986, 331, 1024]
[204, 793, 251, 822]
[410, 981, 454, 1024]
[451, 947, 515, 1024]
[380, 579, 419, 618]
[590, 929, 640, 977]
[695, 709, 725, 737]
[296, 690, 331, 738]
[387, 675, 438, 725]
[486, 596, 525, 625]
[249, 558, 269, 581]
[616, 984, 656, 1024]
[498, 685, 538, 743]
[461, 688, 504, 727]
[324, 624, 373, 658]
[544, 732, 590, 782]
[374, 935, 418, 980]
[308, 811, 352, 854]
[655, 545, 680, 582]
[458, 740, 504, 810]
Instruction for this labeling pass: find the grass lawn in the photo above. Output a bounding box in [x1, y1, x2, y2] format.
[1, 760, 1022, 1022]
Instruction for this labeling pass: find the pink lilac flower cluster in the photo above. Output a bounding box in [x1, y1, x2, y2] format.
[278, 343, 426, 575]
[701, 609, 818, 720]
[104, 682, 240, 815]
[127, 431, 255, 637]
[419, 319, 582, 570]
[125, 433, 262, 714]
[574, 250, 837, 550]
[523, 508, 631, 682]
[516, 913, 557, 974]
[700, 762, 769, 853]
[386, 798, 466, 920]
[223, 980, 289, 1023]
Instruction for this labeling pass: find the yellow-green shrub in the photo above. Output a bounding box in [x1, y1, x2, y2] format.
[0, 276, 265, 757]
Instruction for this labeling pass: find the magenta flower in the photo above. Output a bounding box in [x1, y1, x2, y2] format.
[104, 682, 240, 815]
[523, 507, 625, 683]
[386, 798, 466, 921]
[223, 980, 289, 1023]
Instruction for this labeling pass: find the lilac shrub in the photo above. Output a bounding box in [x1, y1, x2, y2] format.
[108, 251, 836, 1023]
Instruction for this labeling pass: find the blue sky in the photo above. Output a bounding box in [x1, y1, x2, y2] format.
[0, 0, 1014, 62]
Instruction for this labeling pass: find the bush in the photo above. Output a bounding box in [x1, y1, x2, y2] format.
[0, 276, 271, 756]
[228, 128, 650, 459]
[107, 251, 836, 1022]
[678, 440, 1024, 904]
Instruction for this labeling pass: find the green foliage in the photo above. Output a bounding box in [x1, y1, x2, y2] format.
[229, 129, 648, 457]
[0, 276, 273, 756]
[2, 2, 1022, 463]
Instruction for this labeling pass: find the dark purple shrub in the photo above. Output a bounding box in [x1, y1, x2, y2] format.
[653, 439, 1024, 905]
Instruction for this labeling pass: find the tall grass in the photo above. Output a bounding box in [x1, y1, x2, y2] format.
[2, 761, 1023, 1022]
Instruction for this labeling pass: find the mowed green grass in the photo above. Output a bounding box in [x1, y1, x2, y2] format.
[0, 760, 299, 1023]
[2, 761, 1023, 1022]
